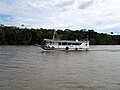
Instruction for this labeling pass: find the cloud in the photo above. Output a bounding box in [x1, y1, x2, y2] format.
[56, 0, 75, 8]
[78, 0, 94, 9]
[0, 0, 120, 34]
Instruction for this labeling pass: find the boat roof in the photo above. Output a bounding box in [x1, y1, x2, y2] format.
[44, 39, 88, 43]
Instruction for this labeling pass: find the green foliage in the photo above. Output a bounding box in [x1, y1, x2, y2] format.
[0, 25, 120, 45]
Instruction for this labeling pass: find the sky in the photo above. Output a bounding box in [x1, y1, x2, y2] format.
[0, 0, 120, 34]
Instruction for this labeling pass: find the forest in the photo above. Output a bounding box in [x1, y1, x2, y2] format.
[0, 24, 120, 45]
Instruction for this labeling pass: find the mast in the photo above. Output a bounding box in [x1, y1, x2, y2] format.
[52, 29, 56, 40]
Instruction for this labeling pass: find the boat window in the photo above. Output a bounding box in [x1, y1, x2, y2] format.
[59, 42, 61, 45]
[72, 43, 76, 45]
[50, 41, 52, 45]
[62, 42, 67, 45]
[68, 43, 72, 45]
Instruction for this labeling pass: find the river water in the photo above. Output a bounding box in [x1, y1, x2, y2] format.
[0, 45, 120, 90]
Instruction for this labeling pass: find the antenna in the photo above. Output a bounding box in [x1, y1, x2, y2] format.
[52, 29, 56, 40]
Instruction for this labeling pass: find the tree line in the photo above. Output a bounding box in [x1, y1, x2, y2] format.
[0, 25, 120, 45]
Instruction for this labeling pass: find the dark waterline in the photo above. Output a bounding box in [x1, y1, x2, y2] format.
[0, 45, 120, 90]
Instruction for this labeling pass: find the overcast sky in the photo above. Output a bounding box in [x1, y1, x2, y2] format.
[0, 0, 120, 34]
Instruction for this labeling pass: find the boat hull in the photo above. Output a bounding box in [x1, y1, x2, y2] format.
[41, 45, 89, 51]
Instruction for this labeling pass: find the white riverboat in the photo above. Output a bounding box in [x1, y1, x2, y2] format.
[41, 38, 90, 51]
[40, 30, 90, 51]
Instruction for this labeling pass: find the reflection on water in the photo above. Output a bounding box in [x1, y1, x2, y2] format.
[0, 45, 120, 90]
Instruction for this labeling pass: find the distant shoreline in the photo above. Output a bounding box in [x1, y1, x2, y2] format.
[0, 25, 120, 45]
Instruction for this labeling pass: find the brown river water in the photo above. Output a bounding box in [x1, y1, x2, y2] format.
[0, 45, 120, 90]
